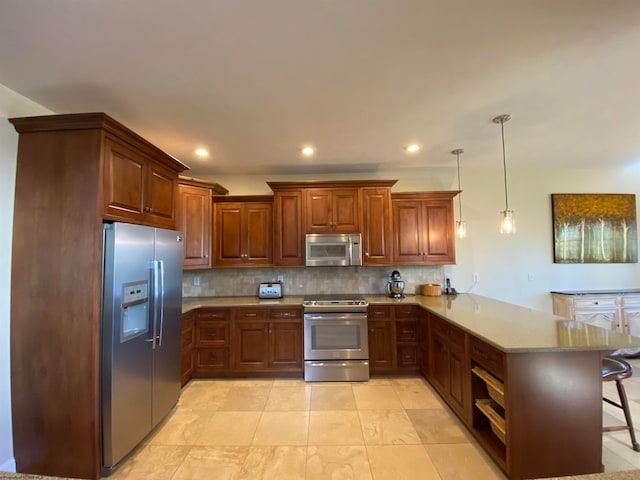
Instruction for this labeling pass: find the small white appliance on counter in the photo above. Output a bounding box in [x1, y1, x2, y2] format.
[258, 282, 283, 299]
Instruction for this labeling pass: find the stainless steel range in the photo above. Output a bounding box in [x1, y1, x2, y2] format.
[303, 294, 369, 382]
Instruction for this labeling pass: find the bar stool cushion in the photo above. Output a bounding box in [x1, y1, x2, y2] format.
[602, 356, 632, 381]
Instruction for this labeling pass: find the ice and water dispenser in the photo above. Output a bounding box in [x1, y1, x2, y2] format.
[120, 280, 149, 342]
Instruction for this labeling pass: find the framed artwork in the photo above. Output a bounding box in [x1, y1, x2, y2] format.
[552, 193, 637, 263]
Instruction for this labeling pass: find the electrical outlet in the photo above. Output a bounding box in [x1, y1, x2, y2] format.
[193, 276, 200, 286]
[277, 274, 284, 283]
[473, 272, 479, 283]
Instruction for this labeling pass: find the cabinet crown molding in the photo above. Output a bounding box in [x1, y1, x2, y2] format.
[268, 179, 398, 190]
[10, 112, 189, 173]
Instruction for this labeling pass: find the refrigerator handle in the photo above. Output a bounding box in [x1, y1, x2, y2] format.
[149, 260, 161, 350]
[157, 260, 165, 347]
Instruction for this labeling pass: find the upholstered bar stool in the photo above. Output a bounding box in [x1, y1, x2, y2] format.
[602, 356, 640, 451]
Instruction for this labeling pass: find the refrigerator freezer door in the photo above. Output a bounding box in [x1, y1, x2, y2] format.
[102, 223, 155, 469]
[151, 227, 183, 426]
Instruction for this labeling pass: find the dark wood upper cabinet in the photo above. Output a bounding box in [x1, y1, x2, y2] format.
[305, 187, 361, 233]
[392, 191, 458, 265]
[177, 176, 228, 270]
[213, 196, 273, 267]
[272, 189, 305, 266]
[361, 187, 393, 265]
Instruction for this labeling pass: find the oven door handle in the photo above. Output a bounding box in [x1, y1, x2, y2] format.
[303, 313, 368, 322]
[306, 361, 369, 367]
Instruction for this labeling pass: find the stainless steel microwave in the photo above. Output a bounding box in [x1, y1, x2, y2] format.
[305, 233, 362, 267]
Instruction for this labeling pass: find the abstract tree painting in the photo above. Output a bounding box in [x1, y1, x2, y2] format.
[552, 194, 637, 263]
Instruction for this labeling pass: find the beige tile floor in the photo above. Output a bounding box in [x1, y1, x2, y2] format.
[106, 359, 640, 480]
[107, 376, 506, 480]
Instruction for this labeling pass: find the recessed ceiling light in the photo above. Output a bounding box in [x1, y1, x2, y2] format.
[195, 148, 209, 157]
[405, 144, 421, 153]
[301, 146, 316, 156]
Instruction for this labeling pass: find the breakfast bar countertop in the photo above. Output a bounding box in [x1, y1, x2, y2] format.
[183, 293, 640, 354]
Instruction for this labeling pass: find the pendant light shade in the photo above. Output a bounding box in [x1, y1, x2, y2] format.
[451, 149, 466, 238]
[493, 114, 516, 234]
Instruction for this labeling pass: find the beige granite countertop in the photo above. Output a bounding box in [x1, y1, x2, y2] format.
[183, 293, 640, 353]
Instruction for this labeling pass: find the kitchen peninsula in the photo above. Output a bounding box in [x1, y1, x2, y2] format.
[182, 293, 640, 480]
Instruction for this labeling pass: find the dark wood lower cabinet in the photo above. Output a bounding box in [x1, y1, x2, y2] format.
[368, 319, 396, 371]
[182, 305, 303, 382]
[181, 301, 605, 480]
[180, 310, 195, 386]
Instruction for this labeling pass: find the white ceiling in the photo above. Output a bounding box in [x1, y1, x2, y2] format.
[1, 0, 639, 176]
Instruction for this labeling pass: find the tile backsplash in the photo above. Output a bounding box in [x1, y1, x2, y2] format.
[183, 265, 444, 297]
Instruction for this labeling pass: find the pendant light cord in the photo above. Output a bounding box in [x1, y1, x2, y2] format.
[501, 120, 509, 211]
[456, 151, 463, 219]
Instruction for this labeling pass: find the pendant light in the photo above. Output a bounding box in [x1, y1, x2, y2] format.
[493, 114, 515, 234]
[451, 149, 466, 238]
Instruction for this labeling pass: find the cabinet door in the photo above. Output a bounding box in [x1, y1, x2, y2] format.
[273, 190, 304, 266]
[332, 189, 360, 233]
[362, 187, 392, 265]
[574, 310, 617, 331]
[245, 203, 273, 265]
[392, 200, 424, 263]
[421, 199, 455, 264]
[103, 136, 178, 228]
[181, 312, 195, 386]
[429, 331, 449, 395]
[178, 184, 211, 269]
[234, 321, 269, 371]
[418, 311, 430, 377]
[368, 319, 395, 371]
[306, 189, 334, 233]
[214, 202, 273, 266]
[145, 161, 177, 228]
[103, 137, 146, 221]
[215, 203, 244, 265]
[305, 188, 360, 233]
[269, 321, 303, 370]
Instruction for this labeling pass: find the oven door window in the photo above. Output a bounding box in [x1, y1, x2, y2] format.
[311, 323, 361, 350]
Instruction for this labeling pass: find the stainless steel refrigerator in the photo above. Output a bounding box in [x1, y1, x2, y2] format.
[101, 222, 183, 474]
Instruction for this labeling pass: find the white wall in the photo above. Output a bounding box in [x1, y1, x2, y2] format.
[0, 84, 52, 472]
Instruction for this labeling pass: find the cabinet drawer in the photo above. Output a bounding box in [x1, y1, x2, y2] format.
[470, 337, 504, 378]
[196, 308, 231, 321]
[234, 308, 268, 320]
[369, 305, 392, 319]
[269, 306, 302, 320]
[396, 320, 418, 342]
[195, 347, 229, 369]
[431, 316, 465, 349]
[394, 305, 419, 319]
[195, 321, 229, 346]
[622, 295, 640, 307]
[573, 297, 618, 308]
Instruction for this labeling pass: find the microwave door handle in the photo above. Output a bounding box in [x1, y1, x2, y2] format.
[348, 237, 353, 265]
